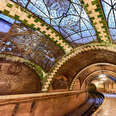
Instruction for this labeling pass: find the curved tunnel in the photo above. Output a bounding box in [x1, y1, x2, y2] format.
[0, 0, 116, 115]
[46, 45, 116, 92]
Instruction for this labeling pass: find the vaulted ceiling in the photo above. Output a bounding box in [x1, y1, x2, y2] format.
[0, 0, 116, 93]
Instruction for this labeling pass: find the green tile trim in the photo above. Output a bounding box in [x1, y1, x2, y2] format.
[3, 9, 9, 15]
[0, 54, 46, 79]
[42, 42, 114, 91]
[80, 0, 112, 44]
[7, 3, 13, 8]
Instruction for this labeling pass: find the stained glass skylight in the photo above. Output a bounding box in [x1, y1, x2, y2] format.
[101, 0, 116, 41]
[0, 14, 20, 32]
[12, 0, 97, 46]
[0, 14, 13, 32]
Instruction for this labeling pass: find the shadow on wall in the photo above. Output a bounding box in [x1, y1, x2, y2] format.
[0, 60, 42, 95]
[49, 75, 69, 92]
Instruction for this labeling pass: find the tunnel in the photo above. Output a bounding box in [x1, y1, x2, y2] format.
[0, 0, 116, 116]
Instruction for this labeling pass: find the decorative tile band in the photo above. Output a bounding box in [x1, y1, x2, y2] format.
[42, 43, 116, 91]
[80, 0, 112, 43]
[0, 54, 46, 79]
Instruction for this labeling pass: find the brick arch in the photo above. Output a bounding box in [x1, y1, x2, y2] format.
[81, 70, 116, 90]
[42, 43, 116, 91]
[0, 54, 46, 78]
[70, 63, 116, 90]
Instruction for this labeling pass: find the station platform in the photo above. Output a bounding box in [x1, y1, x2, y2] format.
[93, 93, 116, 116]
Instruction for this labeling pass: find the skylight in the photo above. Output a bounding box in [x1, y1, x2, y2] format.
[0, 14, 20, 32]
[101, 0, 116, 41]
[12, 0, 97, 46]
[0, 14, 14, 32]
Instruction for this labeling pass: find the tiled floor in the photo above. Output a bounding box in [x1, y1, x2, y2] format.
[94, 93, 116, 116]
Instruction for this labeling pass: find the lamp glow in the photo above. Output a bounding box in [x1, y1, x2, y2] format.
[98, 74, 106, 78]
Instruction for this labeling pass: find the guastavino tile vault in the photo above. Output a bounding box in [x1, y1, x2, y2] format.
[0, 0, 116, 116]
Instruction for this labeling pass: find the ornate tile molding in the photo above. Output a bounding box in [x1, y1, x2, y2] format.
[0, 54, 46, 79]
[42, 43, 116, 91]
[80, 0, 112, 43]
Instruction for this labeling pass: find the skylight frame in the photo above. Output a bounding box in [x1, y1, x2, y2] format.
[11, 0, 97, 46]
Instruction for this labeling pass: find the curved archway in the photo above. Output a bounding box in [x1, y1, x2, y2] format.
[81, 70, 116, 90]
[42, 44, 116, 91]
[70, 63, 116, 90]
